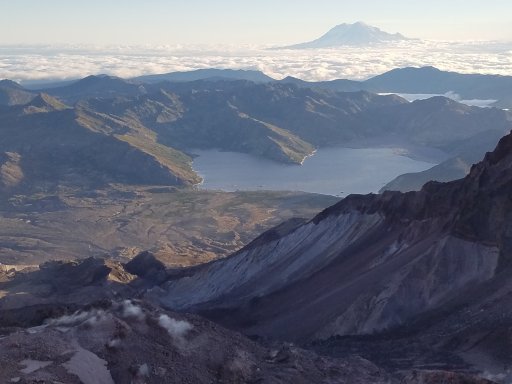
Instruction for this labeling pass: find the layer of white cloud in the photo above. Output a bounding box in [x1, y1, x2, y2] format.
[0, 40, 511, 84]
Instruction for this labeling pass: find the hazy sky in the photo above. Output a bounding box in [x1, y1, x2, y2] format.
[1, 0, 511, 45]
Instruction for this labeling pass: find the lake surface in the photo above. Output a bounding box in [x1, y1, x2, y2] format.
[380, 92, 497, 108]
[192, 147, 436, 196]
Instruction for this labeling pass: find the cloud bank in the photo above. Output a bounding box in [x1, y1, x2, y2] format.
[0, 40, 511, 84]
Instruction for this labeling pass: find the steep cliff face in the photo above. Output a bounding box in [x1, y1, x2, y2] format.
[158, 131, 512, 343]
[160, 212, 384, 310]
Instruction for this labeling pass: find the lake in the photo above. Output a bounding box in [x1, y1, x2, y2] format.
[192, 147, 436, 196]
[379, 92, 497, 108]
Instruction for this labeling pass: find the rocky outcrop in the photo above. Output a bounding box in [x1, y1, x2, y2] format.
[0, 258, 133, 316]
[0, 80, 36, 106]
[0, 258, 501, 383]
[0, 151, 23, 189]
[125, 251, 167, 283]
[0, 299, 401, 384]
[22, 93, 69, 114]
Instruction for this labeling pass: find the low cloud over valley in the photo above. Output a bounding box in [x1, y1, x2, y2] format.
[1, 40, 511, 84]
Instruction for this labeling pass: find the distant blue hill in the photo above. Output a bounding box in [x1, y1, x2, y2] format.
[39, 74, 145, 103]
[364, 66, 512, 100]
[133, 69, 274, 84]
[21, 69, 275, 90]
[278, 66, 512, 103]
[11, 66, 512, 110]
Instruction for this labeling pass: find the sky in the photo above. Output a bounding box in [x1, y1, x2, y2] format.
[1, 0, 511, 46]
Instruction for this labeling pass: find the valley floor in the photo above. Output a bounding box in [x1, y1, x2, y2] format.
[0, 186, 337, 266]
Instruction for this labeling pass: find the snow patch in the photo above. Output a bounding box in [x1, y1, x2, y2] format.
[63, 345, 114, 384]
[19, 359, 52, 374]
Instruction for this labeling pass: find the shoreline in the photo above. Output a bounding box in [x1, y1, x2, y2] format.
[300, 149, 317, 165]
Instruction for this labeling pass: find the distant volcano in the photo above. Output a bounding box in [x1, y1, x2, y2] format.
[283, 21, 410, 49]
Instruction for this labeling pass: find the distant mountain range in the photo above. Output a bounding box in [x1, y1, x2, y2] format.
[278, 65, 512, 103]
[13, 66, 512, 107]
[134, 68, 274, 84]
[365, 65, 512, 100]
[282, 22, 410, 49]
[20, 69, 275, 90]
[1, 67, 512, 194]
